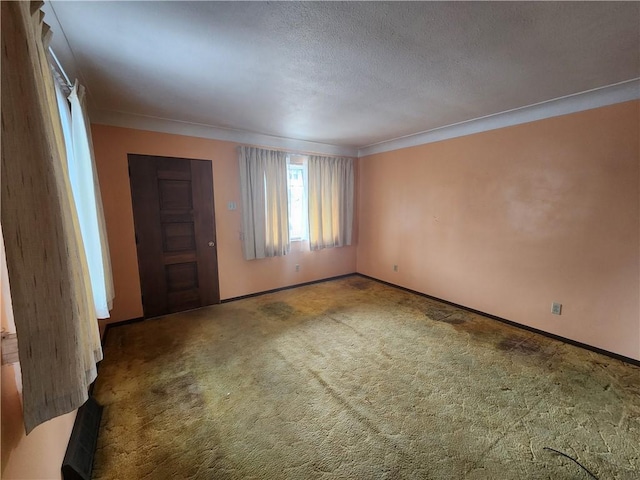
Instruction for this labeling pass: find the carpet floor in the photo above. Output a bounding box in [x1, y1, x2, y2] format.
[92, 276, 640, 479]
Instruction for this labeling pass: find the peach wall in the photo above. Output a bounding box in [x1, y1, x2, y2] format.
[91, 125, 358, 324]
[357, 101, 640, 360]
[1, 367, 75, 480]
[1, 226, 74, 480]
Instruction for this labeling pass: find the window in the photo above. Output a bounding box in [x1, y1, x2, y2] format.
[238, 146, 353, 259]
[287, 155, 308, 241]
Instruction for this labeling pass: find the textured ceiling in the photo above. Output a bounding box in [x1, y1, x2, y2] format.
[47, 1, 639, 149]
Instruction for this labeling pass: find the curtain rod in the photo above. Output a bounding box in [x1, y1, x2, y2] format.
[48, 47, 73, 89]
[239, 143, 354, 159]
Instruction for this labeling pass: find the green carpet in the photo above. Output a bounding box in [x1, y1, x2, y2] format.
[92, 276, 640, 479]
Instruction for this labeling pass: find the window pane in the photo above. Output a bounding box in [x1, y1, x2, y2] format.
[287, 160, 307, 240]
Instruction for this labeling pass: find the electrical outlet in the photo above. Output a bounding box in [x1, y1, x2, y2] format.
[295, 264, 300, 272]
[551, 302, 562, 315]
[393, 265, 399, 272]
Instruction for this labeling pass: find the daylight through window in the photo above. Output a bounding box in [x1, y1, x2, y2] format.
[287, 155, 308, 241]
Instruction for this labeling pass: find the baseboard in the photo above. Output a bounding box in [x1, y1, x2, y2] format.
[101, 317, 144, 346]
[98, 273, 638, 367]
[221, 273, 358, 303]
[99, 273, 358, 337]
[356, 273, 640, 368]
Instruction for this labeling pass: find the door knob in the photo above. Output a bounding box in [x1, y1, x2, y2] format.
[208, 241, 215, 247]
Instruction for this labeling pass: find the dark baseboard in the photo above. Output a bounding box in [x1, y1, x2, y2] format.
[98, 273, 638, 367]
[99, 273, 358, 338]
[221, 272, 358, 303]
[357, 273, 640, 368]
[101, 316, 144, 346]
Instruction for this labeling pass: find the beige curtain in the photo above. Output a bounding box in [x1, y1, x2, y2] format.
[1, 1, 102, 433]
[238, 146, 290, 259]
[308, 156, 354, 250]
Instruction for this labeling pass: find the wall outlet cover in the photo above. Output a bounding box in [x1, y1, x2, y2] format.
[551, 302, 562, 315]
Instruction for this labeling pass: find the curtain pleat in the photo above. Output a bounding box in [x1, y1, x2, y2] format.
[308, 156, 354, 250]
[1, 1, 102, 433]
[238, 146, 290, 259]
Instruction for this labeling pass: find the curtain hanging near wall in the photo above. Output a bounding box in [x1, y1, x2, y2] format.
[1, 1, 102, 433]
[67, 82, 115, 318]
[307, 156, 354, 250]
[55, 78, 114, 320]
[238, 146, 290, 259]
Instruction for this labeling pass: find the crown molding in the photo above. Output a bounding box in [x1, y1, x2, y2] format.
[90, 109, 359, 157]
[357, 79, 640, 157]
[92, 79, 639, 160]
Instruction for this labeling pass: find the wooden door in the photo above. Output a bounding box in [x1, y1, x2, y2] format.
[129, 155, 220, 318]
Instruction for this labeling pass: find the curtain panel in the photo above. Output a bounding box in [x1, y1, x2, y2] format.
[55, 79, 114, 319]
[238, 146, 290, 259]
[68, 82, 115, 318]
[1, 1, 102, 433]
[308, 156, 354, 250]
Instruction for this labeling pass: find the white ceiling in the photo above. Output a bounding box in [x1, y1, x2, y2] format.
[46, 1, 639, 153]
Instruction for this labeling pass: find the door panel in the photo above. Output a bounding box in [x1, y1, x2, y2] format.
[129, 154, 220, 318]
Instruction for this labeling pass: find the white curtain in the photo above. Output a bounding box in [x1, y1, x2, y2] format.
[308, 156, 354, 250]
[1, 1, 102, 433]
[239, 146, 290, 259]
[62, 82, 115, 319]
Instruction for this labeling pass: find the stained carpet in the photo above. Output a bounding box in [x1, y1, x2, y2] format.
[92, 276, 640, 479]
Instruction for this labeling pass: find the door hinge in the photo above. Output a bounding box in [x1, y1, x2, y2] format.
[141, 294, 144, 305]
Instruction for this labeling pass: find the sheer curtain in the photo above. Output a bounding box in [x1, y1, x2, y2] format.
[66, 82, 114, 318]
[238, 146, 290, 259]
[1, 1, 102, 433]
[307, 156, 354, 250]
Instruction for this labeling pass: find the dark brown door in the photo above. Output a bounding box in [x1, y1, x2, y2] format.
[129, 154, 220, 318]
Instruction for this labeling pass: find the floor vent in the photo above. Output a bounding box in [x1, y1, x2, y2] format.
[62, 396, 103, 480]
